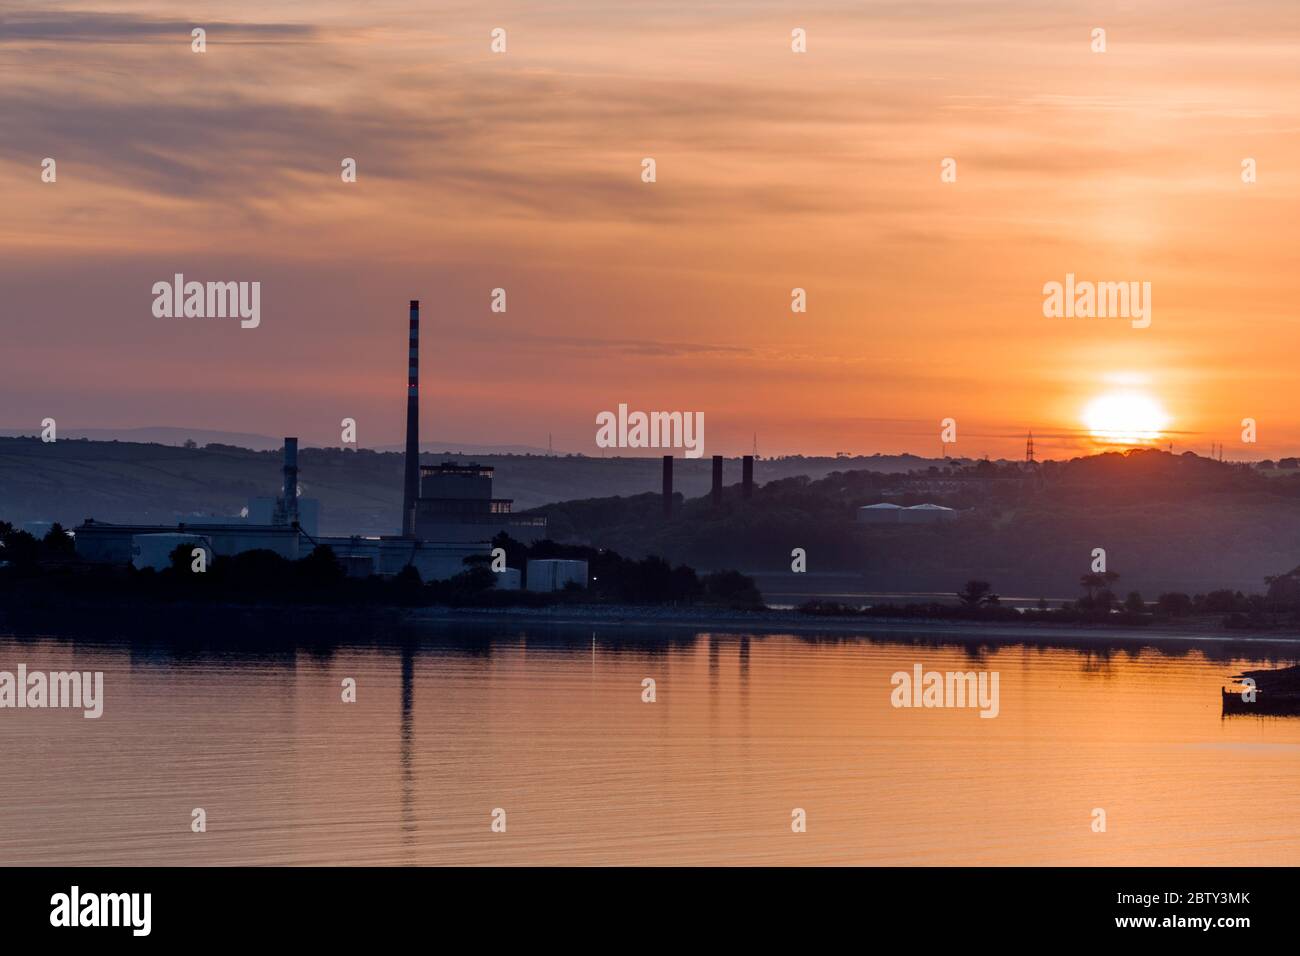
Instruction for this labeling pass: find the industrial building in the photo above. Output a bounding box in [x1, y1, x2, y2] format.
[132, 534, 212, 572]
[413, 462, 546, 543]
[245, 496, 320, 537]
[75, 300, 534, 582]
[75, 521, 295, 566]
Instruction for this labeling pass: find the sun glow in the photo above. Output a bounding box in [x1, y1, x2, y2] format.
[1083, 390, 1170, 446]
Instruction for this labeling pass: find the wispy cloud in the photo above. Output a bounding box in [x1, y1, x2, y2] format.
[0, 11, 319, 43]
[4, 0, 1300, 455]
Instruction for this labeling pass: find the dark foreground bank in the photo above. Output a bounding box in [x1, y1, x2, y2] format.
[7, 597, 1300, 657]
[408, 603, 1300, 644]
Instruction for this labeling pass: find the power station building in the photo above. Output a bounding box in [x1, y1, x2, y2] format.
[413, 462, 546, 543]
[75, 438, 308, 566]
[74, 519, 302, 566]
[74, 300, 542, 581]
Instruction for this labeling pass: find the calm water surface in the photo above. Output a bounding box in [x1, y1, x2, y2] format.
[2, 626, 1299, 865]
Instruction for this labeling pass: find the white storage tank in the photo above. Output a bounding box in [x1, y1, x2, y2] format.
[526, 559, 588, 592]
[857, 503, 903, 524]
[493, 568, 523, 590]
[899, 503, 956, 524]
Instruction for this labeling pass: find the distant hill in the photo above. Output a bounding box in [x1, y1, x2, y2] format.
[7, 436, 1290, 599]
[0, 436, 944, 536]
[0, 427, 550, 456]
[530, 450, 1300, 598]
[0, 427, 287, 450]
[379, 441, 553, 456]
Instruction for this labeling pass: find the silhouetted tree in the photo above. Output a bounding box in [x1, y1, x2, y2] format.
[957, 580, 999, 607]
[41, 523, 75, 557]
[167, 543, 194, 573]
[1265, 568, 1300, 608]
[1156, 592, 1193, 617]
[1, 528, 39, 568]
[1201, 589, 1244, 613]
[703, 569, 762, 608]
[1079, 571, 1119, 602]
[296, 545, 345, 589]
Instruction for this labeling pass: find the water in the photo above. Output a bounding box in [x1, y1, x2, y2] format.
[2, 625, 1299, 866]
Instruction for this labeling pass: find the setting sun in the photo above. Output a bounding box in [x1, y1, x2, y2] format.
[1082, 391, 1171, 446]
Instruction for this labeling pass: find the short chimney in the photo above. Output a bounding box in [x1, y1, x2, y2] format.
[662, 455, 673, 518]
[282, 437, 299, 524]
[711, 454, 723, 507]
[742, 455, 754, 498]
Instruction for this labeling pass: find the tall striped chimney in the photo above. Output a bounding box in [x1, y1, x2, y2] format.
[402, 300, 420, 537]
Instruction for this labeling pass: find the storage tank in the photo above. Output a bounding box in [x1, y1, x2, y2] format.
[493, 568, 523, 590]
[899, 503, 956, 524]
[857, 503, 904, 525]
[526, 559, 588, 592]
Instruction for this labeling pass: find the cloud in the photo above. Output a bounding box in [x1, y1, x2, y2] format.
[0, 11, 318, 43]
[0, 28, 913, 226]
[6, 1, 1300, 456]
[459, 329, 756, 358]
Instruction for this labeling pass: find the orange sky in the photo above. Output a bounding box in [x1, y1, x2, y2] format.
[3, 1, 1299, 458]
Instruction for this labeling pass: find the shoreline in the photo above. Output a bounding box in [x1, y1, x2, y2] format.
[405, 604, 1300, 645]
[6, 597, 1300, 649]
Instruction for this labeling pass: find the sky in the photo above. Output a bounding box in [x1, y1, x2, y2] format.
[2, 1, 1299, 459]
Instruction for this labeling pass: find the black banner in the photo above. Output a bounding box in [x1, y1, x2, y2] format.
[0, 867, 1279, 943]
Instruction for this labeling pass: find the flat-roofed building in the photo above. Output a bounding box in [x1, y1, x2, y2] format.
[413, 462, 546, 543]
[75, 520, 302, 564]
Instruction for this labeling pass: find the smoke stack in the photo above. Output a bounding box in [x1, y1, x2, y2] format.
[403, 300, 420, 537]
[662, 455, 673, 518]
[742, 455, 753, 499]
[282, 437, 299, 524]
[711, 454, 723, 507]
